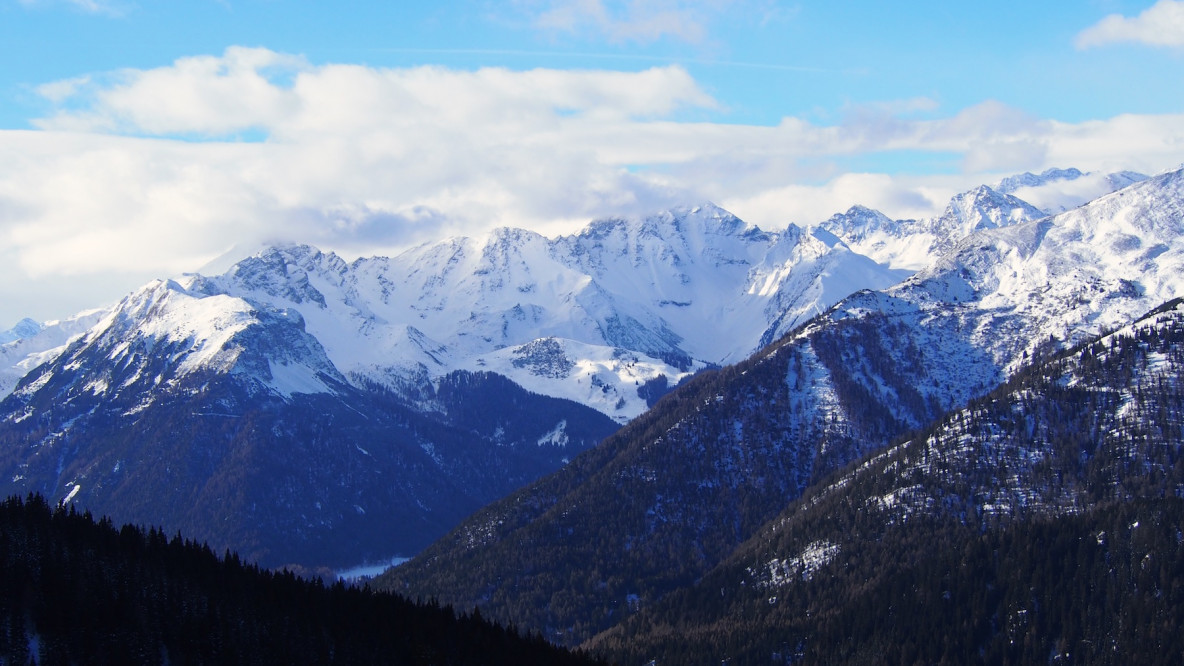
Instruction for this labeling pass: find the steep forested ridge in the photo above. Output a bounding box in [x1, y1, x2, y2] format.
[593, 501, 1184, 665]
[0, 494, 602, 666]
[588, 299, 1184, 664]
[376, 303, 980, 645]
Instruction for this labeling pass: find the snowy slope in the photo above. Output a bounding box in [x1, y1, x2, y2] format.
[820, 185, 1047, 271]
[0, 309, 108, 397]
[4, 279, 347, 425]
[897, 166, 1184, 376]
[169, 203, 906, 421]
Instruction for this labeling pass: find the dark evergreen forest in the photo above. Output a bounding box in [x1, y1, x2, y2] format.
[0, 494, 603, 666]
[593, 499, 1184, 665]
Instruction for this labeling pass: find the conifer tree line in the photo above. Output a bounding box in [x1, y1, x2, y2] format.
[0, 494, 602, 665]
[592, 500, 1184, 665]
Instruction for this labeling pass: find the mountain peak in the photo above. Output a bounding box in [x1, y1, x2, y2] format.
[937, 183, 1045, 235]
[580, 201, 756, 242]
[219, 244, 342, 308]
[485, 226, 546, 245]
[0, 318, 43, 345]
[996, 167, 1085, 194]
[675, 201, 758, 236]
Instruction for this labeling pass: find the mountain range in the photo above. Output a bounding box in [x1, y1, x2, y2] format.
[0, 202, 904, 571]
[0, 163, 1178, 599]
[374, 166, 1184, 658]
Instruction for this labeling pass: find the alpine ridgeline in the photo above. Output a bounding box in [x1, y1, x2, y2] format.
[0, 203, 902, 571]
[819, 167, 1147, 270]
[376, 167, 1184, 651]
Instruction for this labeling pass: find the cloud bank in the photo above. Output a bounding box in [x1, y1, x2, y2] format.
[2, 46, 1182, 323]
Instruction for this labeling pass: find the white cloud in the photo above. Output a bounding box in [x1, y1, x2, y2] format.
[721, 172, 954, 230]
[1076, 0, 1184, 49]
[35, 48, 716, 136]
[34, 75, 92, 103]
[34, 47, 311, 136]
[2, 47, 1183, 324]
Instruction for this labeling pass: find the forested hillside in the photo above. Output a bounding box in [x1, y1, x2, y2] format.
[0, 494, 602, 666]
[594, 500, 1184, 665]
[588, 299, 1184, 664]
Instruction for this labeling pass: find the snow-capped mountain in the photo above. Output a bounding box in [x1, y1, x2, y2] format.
[11, 278, 350, 412]
[895, 166, 1184, 376]
[0, 204, 904, 423]
[0, 201, 905, 571]
[932, 185, 1047, 241]
[996, 166, 1148, 214]
[0, 309, 107, 397]
[116, 203, 904, 423]
[808, 167, 1184, 439]
[820, 169, 1151, 271]
[0, 276, 621, 570]
[819, 184, 1047, 270]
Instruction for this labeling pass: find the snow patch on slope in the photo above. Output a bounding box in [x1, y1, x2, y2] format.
[481, 338, 694, 422]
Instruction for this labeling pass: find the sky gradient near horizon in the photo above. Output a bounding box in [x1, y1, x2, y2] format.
[1, 0, 1183, 325]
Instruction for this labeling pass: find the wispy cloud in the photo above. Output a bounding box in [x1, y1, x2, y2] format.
[1076, 0, 1184, 49]
[17, 0, 126, 16]
[515, 0, 751, 45]
[371, 47, 844, 74]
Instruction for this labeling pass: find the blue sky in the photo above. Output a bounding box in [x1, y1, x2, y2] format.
[1, 0, 1183, 324]
[4, 1, 1181, 129]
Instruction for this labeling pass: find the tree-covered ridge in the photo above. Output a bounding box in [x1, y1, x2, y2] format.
[0, 494, 602, 666]
[836, 296, 1184, 527]
[589, 299, 1184, 664]
[593, 501, 1184, 665]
